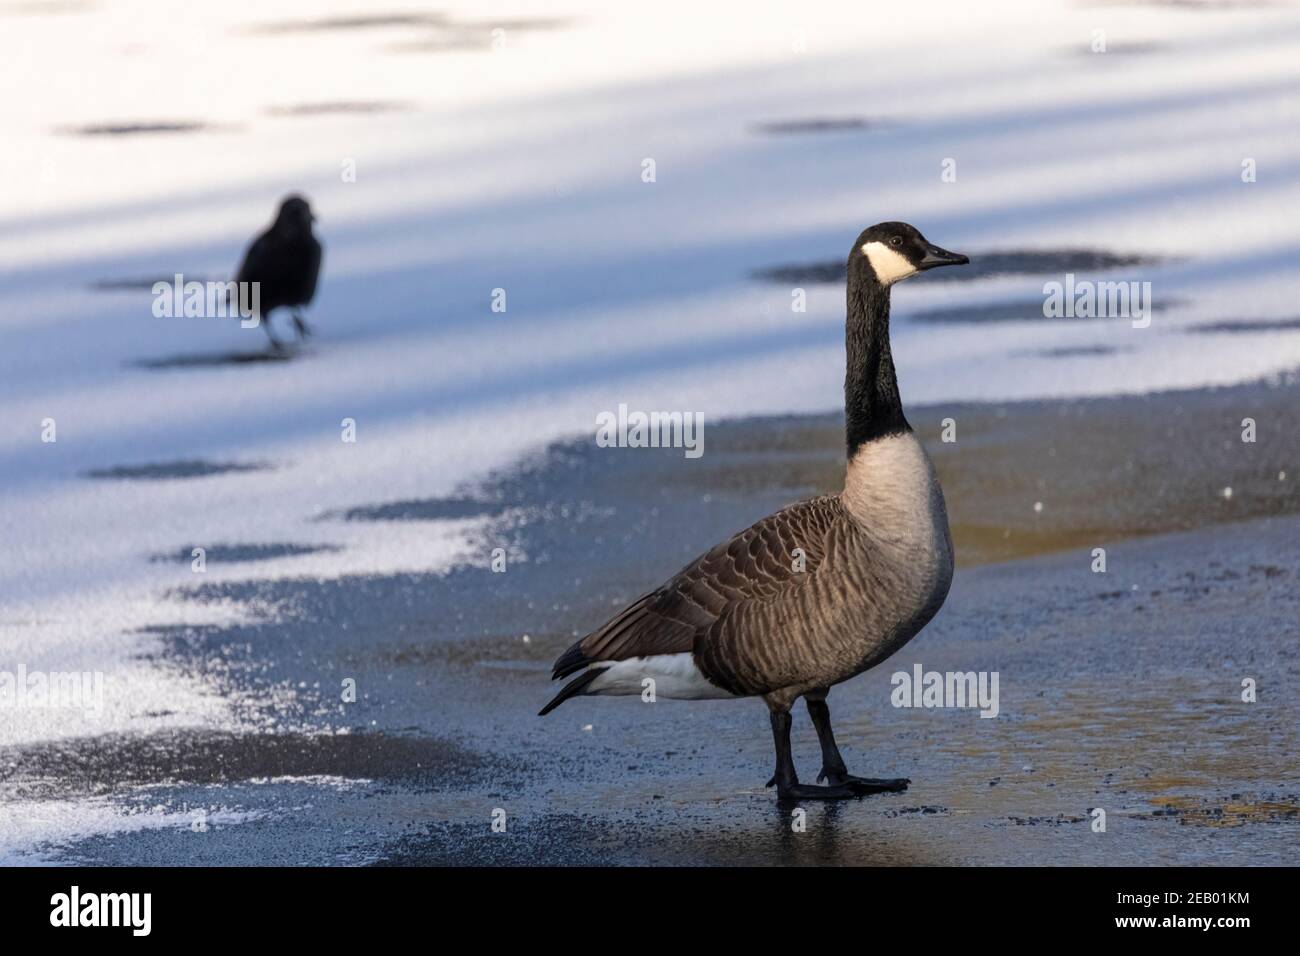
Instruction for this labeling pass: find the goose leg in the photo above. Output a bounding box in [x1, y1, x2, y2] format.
[806, 694, 909, 794]
[766, 710, 862, 801]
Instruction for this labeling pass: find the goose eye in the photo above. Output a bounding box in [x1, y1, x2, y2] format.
[889, 236, 902, 247]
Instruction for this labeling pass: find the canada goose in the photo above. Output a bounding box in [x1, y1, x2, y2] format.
[540, 222, 968, 801]
[234, 195, 322, 349]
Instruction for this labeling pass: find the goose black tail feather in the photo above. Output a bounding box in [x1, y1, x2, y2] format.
[538, 667, 603, 716]
[551, 639, 593, 681]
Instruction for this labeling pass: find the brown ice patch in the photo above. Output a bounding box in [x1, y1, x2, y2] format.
[1147, 794, 1299, 827]
[640, 378, 1300, 567]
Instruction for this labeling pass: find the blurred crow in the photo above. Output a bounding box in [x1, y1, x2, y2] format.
[235, 194, 322, 349]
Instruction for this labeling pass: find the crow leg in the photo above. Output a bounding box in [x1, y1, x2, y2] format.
[262, 315, 284, 350]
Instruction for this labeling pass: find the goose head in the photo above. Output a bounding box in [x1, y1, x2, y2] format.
[852, 222, 968, 286]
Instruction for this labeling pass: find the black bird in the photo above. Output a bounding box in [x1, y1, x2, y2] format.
[540, 222, 970, 802]
[234, 195, 322, 349]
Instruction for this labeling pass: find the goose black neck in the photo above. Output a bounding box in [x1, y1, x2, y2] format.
[845, 268, 909, 457]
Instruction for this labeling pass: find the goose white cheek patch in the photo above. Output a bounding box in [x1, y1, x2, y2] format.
[862, 241, 917, 285]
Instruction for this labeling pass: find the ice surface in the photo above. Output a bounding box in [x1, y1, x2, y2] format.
[2, 0, 1299, 854]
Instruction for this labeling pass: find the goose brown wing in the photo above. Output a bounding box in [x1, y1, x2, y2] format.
[550, 495, 848, 691]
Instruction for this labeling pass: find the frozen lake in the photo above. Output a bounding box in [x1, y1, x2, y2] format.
[1, 0, 1299, 861]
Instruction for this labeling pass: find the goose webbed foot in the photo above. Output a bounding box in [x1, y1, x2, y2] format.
[766, 776, 868, 801]
[817, 768, 910, 793]
[291, 313, 313, 339]
[804, 695, 909, 795]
